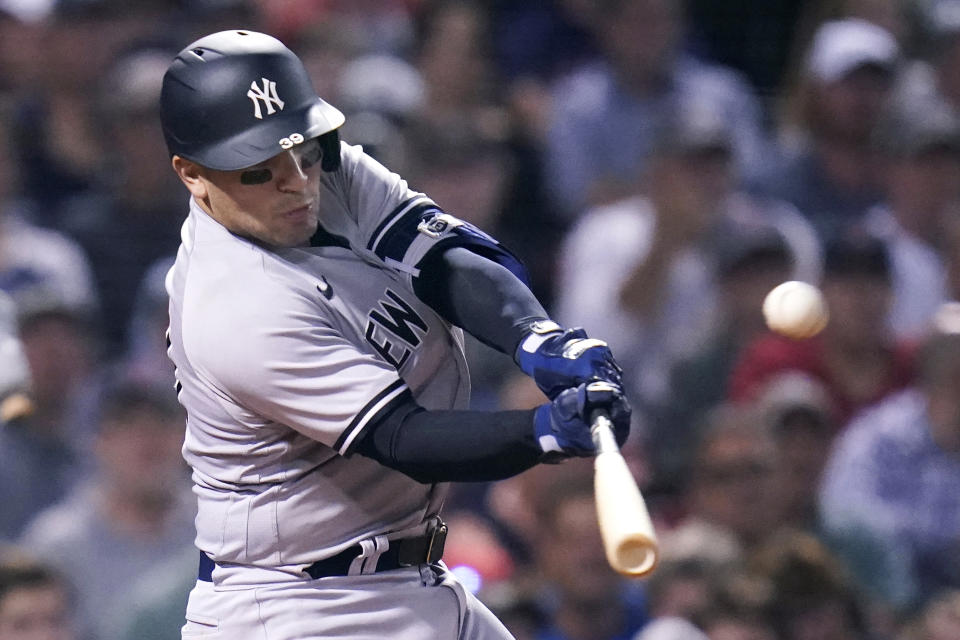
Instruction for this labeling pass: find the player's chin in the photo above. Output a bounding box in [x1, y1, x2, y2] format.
[273, 209, 319, 247]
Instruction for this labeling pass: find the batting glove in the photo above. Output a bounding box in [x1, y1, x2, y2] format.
[515, 321, 623, 400]
[533, 381, 631, 460]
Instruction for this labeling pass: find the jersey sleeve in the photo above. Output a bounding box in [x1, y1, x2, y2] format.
[330, 143, 530, 287]
[187, 284, 410, 455]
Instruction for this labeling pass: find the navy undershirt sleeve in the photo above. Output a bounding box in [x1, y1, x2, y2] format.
[413, 246, 549, 356]
[354, 396, 543, 483]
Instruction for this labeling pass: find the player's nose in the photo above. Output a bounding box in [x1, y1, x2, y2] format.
[274, 150, 309, 192]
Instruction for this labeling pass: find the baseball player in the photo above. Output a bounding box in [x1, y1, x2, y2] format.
[160, 30, 630, 640]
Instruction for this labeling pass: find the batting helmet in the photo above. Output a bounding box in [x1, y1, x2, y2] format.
[160, 30, 345, 171]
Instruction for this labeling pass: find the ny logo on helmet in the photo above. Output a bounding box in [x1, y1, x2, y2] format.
[247, 78, 285, 119]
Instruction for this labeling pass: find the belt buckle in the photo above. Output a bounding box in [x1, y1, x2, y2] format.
[424, 517, 447, 564]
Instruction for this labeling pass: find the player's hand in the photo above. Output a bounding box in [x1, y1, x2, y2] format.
[515, 322, 623, 400]
[533, 381, 631, 460]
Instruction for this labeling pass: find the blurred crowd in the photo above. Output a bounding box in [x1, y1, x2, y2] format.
[1, 0, 960, 639]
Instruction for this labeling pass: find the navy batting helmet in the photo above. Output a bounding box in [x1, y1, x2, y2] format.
[160, 30, 345, 171]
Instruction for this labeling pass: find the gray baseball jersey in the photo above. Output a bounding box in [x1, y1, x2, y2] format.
[166, 142, 473, 572]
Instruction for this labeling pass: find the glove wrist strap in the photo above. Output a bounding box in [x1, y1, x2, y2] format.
[515, 320, 563, 365]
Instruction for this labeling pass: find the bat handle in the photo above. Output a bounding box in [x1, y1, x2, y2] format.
[590, 410, 620, 455]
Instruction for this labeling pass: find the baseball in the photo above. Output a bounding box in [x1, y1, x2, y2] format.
[762, 281, 828, 340]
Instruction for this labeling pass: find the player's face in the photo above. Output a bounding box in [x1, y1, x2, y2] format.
[175, 138, 323, 248]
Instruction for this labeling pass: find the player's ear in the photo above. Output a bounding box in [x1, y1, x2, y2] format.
[172, 156, 209, 200]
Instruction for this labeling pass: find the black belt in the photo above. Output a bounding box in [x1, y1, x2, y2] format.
[198, 520, 447, 582]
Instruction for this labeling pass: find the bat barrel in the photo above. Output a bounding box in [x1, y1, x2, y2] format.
[591, 411, 660, 577]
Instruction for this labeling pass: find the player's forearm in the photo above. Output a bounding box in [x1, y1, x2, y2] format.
[414, 247, 549, 355]
[353, 399, 543, 483]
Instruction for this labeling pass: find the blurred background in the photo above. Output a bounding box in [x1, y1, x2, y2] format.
[1, 1, 960, 639]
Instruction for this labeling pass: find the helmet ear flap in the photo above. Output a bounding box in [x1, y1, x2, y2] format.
[320, 130, 341, 172]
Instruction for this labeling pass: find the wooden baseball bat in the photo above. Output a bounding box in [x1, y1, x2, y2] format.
[591, 412, 659, 577]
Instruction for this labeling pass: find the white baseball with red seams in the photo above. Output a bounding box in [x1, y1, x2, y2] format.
[763, 280, 829, 339]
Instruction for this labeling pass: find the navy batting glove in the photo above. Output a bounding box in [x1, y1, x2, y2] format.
[515, 321, 623, 400]
[533, 381, 632, 460]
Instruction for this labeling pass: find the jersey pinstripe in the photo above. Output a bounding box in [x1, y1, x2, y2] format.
[166, 143, 471, 568]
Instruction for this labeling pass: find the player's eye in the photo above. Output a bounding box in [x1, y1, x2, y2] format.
[299, 139, 322, 170]
[238, 139, 320, 185]
[240, 168, 273, 185]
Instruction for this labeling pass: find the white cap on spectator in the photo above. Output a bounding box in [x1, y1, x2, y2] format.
[806, 18, 899, 83]
[0, 0, 54, 23]
[338, 54, 424, 118]
[634, 617, 709, 640]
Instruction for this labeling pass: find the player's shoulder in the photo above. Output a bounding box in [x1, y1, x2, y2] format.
[185, 250, 323, 321]
[179, 242, 330, 354]
[324, 140, 379, 180]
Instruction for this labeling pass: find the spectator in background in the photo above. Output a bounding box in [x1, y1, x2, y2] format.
[335, 50, 423, 171]
[945, 211, 960, 303]
[527, 463, 648, 640]
[111, 547, 197, 640]
[754, 373, 836, 533]
[0, 287, 99, 543]
[117, 256, 176, 394]
[556, 102, 818, 420]
[684, 0, 807, 103]
[487, 0, 600, 86]
[664, 404, 782, 556]
[756, 18, 899, 240]
[636, 524, 743, 638]
[895, 0, 960, 117]
[695, 572, 778, 640]
[0, 291, 29, 418]
[9, 1, 167, 214]
[259, 0, 415, 57]
[412, 2, 505, 138]
[865, 99, 960, 341]
[405, 119, 511, 235]
[543, 0, 769, 219]
[55, 46, 186, 358]
[404, 1, 563, 303]
[0, 104, 99, 325]
[898, 588, 960, 640]
[728, 235, 915, 427]
[640, 559, 717, 632]
[0, 549, 77, 640]
[637, 532, 775, 640]
[749, 530, 869, 640]
[0, 291, 41, 542]
[819, 308, 960, 613]
[0, 7, 44, 103]
[634, 617, 709, 640]
[19, 382, 194, 640]
[647, 226, 798, 496]
[478, 580, 545, 640]
[440, 511, 517, 590]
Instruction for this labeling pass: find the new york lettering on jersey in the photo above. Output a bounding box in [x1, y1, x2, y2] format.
[365, 289, 429, 370]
